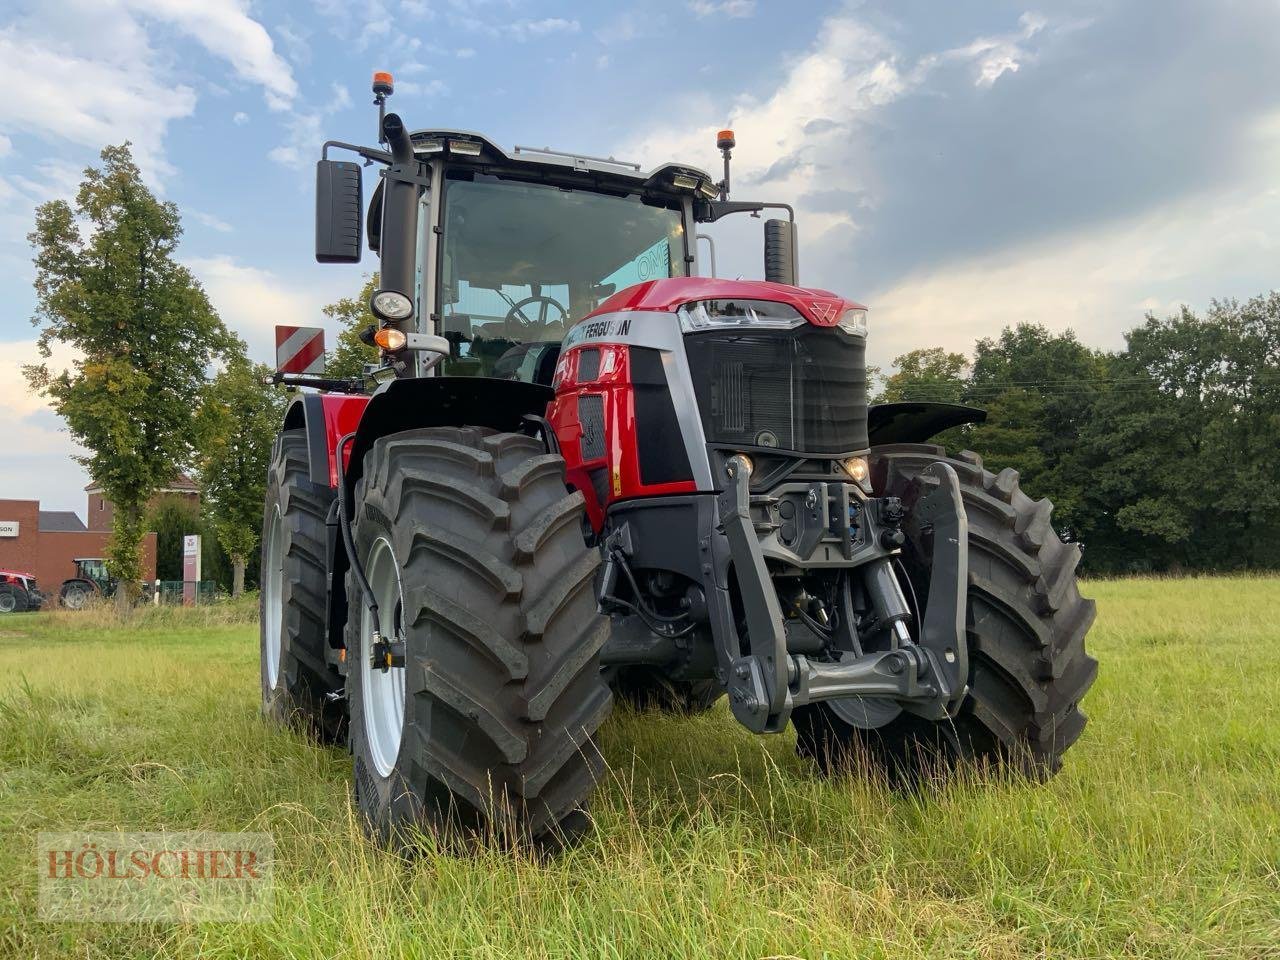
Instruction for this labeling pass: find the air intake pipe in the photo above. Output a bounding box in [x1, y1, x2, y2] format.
[378, 113, 420, 336]
[764, 219, 798, 286]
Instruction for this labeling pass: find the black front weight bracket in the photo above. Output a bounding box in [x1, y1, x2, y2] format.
[717, 458, 970, 734]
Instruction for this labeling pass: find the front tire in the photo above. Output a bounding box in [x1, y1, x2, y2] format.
[0, 585, 26, 614]
[794, 444, 1098, 782]
[260, 430, 345, 742]
[346, 427, 612, 848]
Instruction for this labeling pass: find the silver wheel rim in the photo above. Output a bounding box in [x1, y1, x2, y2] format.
[263, 506, 285, 689]
[64, 587, 86, 610]
[361, 536, 406, 778]
[0, 593, 15, 613]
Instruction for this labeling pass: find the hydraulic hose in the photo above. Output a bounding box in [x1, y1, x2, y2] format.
[335, 432, 380, 639]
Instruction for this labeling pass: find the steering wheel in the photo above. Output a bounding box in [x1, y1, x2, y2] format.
[503, 295, 569, 339]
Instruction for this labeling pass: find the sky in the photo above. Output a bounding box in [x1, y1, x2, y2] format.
[1, 0, 1278, 515]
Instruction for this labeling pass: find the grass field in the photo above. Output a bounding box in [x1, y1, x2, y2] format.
[1, 578, 1278, 959]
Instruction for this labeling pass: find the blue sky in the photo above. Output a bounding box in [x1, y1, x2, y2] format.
[2, 0, 1279, 514]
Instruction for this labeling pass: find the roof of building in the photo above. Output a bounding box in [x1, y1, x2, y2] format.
[38, 510, 87, 532]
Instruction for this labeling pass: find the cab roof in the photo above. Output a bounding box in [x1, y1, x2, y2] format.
[409, 128, 716, 195]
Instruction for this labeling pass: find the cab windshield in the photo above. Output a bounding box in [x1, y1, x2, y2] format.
[437, 174, 687, 380]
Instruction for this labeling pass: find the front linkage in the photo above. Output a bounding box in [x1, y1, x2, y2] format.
[713, 455, 970, 734]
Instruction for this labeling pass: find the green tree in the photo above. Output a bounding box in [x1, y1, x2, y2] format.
[881, 347, 968, 403]
[146, 497, 231, 588]
[324, 273, 379, 379]
[878, 348, 970, 450]
[1079, 297, 1280, 572]
[195, 351, 286, 595]
[964, 324, 1106, 538]
[25, 144, 233, 607]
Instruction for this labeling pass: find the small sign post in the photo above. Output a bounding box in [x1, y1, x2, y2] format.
[275, 326, 326, 375]
[182, 535, 201, 606]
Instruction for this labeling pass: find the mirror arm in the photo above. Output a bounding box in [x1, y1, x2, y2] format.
[322, 139, 393, 165]
[695, 199, 795, 224]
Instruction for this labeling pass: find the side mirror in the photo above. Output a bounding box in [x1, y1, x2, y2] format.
[315, 159, 363, 263]
[764, 219, 798, 286]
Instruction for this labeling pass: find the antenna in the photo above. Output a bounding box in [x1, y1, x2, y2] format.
[716, 128, 735, 200]
[372, 71, 394, 146]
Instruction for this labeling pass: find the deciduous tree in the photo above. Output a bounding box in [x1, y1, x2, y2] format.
[25, 144, 233, 607]
[194, 351, 285, 595]
[323, 274, 380, 379]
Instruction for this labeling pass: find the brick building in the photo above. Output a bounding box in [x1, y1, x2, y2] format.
[0, 476, 198, 594]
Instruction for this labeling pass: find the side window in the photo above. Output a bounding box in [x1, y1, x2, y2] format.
[600, 237, 674, 292]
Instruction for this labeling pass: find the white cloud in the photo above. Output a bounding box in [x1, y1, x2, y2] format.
[0, 133, 11, 158]
[0, 26, 196, 178]
[0, 338, 91, 512]
[617, 6, 1280, 368]
[456, 47, 475, 59]
[689, 0, 756, 18]
[0, 0, 294, 179]
[941, 10, 1047, 88]
[515, 17, 579, 38]
[397, 78, 449, 98]
[120, 0, 298, 110]
[866, 164, 1280, 367]
[269, 111, 323, 170]
[330, 83, 352, 111]
[233, 111, 250, 125]
[185, 255, 353, 364]
[274, 22, 310, 65]
[188, 209, 233, 233]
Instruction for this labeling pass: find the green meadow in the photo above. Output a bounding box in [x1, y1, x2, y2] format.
[1, 578, 1277, 958]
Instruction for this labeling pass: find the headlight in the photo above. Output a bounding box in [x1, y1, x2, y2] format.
[837, 307, 868, 337]
[370, 289, 414, 321]
[677, 298, 805, 332]
[841, 456, 871, 491]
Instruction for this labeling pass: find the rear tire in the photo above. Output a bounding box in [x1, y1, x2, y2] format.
[59, 580, 95, 610]
[346, 427, 612, 848]
[794, 444, 1098, 783]
[260, 430, 345, 742]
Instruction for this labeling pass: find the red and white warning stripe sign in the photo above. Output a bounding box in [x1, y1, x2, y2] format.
[275, 326, 325, 375]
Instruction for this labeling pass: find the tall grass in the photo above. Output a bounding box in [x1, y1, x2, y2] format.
[1, 577, 1277, 958]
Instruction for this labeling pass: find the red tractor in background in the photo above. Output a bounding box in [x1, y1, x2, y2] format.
[260, 73, 1097, 847]
[0, 570, 44, 614]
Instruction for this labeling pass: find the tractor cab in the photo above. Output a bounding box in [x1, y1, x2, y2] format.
[356, 129, 711, 385]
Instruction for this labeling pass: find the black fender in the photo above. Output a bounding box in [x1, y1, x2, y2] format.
[342, 376, 553, 496]
[281, 376, 554, 493]
[282, 376, 554, 658]
[867, 401, 986, 447]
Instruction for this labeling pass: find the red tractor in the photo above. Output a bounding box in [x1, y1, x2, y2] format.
[261, 73, 1096, 846]
[0, 570, 44, 614]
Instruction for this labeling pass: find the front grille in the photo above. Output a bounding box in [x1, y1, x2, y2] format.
[577, 347, 600, 381]
[684, 326, 868, 455]
[578, 394, 606, 460]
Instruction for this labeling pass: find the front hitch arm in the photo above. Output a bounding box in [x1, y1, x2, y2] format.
[714, 456, 971, 732]
[906, 461, 970, 716]
[717, 456, 792, 733]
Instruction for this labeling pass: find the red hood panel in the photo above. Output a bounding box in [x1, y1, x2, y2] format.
[586, 277, 864, 327]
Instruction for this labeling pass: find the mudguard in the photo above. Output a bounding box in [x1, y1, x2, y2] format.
[282, 376, 553, 491]
[867, 401, 986, 447]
